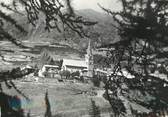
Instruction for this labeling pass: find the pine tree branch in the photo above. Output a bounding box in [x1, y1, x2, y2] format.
[0, 10, 26, 33]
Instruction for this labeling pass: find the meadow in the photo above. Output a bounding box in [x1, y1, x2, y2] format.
[2, 78, 112, 117]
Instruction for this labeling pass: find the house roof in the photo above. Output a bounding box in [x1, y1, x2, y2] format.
[43, 65, 59, 68]
[62, 59, 87, 68]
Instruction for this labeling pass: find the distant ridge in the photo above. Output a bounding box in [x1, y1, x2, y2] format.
[5, 9, 119, 50]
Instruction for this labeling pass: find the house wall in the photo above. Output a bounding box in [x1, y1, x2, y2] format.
[39, 65, 59, 78]
[63, 65, 87, 73]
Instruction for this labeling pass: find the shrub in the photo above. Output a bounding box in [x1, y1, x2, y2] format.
[71, 71, 80, 79]
[89, 99, 101, 117]
[59, 70, 71, 79]
[91, 75, 101, 87]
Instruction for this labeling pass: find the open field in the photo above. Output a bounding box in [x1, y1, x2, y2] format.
[0, 40, 83, 71]
[1, 78, 112, 117]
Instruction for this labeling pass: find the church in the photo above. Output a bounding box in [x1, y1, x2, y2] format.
[62, 39, 94, 78]
[39, 39, 94, 78]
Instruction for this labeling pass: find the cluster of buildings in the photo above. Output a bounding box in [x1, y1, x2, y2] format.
[36, 38, 138, 80]
[38, 40, 95, 78]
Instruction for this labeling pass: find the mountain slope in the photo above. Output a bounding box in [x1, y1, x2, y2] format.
[5, 9, 119, 49]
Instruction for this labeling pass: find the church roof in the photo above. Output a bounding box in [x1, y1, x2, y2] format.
[62, 59, 87, 68]
[87, 39, 92, 55]
[43, 64, 59, 68]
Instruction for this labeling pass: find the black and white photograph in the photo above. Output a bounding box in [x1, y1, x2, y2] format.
[0, 0, 168, 117]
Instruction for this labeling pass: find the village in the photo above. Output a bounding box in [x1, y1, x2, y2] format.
[1, 0, 168, 116]
[15, 38, 136, 86]
[1, 38, 168, 116]
[18, 39, 112, 84]
[1, 38, 166, 117]
[0, 40, 116, 117]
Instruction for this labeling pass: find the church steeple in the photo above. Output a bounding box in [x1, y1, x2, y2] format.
[87, 39, 92, 56]
[85, 39, 94, 78]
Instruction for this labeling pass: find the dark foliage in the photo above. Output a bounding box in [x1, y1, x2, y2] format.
[0, 0, 96, 43]
[0, 67, 34, 81]
[0, 0, 96, 117]
[71, 71, 80, 78]
[59, 70, 71, 79]
[0, 0, 97, 62]
[94, 54, 112, 68]
[99, 0, 168, 116]
[91, 75, 101, 87]
[0, 67, 34, 100]
[89, 99, 101, 117]
[104, 84, 126, 117]
[44, 91, 52, 117]
[59, 59, 63, 70]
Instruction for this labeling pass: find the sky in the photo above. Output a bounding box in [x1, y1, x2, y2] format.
[73, 0, 122, 12]
[0, 0, 122, 13]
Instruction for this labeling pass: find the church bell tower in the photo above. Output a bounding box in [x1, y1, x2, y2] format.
[85, 39, 94, 78]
